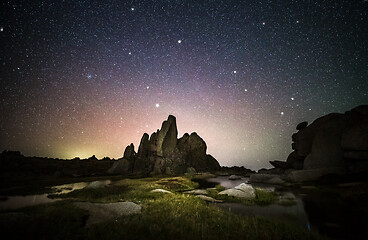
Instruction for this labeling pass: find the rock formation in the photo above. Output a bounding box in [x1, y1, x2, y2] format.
[108, 115, 221, 175]
[123, 143, 135, 160]
[260, 105, 368, 182]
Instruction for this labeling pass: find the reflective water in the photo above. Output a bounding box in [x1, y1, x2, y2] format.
[51, 182, 89, 194]
[213, 199, 309, 227]
[0, 194, 57, 211]
[202, 176, 368, 239]
[203, 176, 310, 228]
[0, 180, 111, 210]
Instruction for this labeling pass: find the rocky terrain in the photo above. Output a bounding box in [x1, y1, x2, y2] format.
[2, 106, 367, 183]
[108, 115, 221, 175]
[254, 105, 368, 183]
[0, 151, 114, 181]
[0, 116, 221, 181]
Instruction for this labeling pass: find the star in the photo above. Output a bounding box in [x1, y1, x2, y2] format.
[1, 0, 366, 172]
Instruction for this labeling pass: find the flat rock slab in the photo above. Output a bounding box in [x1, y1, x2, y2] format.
[229, 175, 242, 180]
[85, 180, 111, 189]
[219, 183, 255, 199]
[234, 183, 253, 192]
[195, 195, 223, 203]
[150, 189, 173, 194]
[73, 202, 141, 226]
[185, 189, 208, 195]
[287, 168, 346, 182]
[249, 174, 285, 185]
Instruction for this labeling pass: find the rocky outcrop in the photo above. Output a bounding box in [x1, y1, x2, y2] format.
[156, 115, 178, 157]
[296, 121, 308, 130]
[107, 158, 130, 175]
[300, 106, 368, 171]
[261, 105, 368, 182]
[137, 133, 150, 158]
[269, 160, 290, 169]
[0, 151, 114, 179]
[286, 151, 304, 170]
[123, 143, 136, 160]
[108, 115, 221, 176]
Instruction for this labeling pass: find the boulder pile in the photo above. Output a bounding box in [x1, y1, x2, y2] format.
[254, 105, 368, 182]
[108, 115, 221, 176]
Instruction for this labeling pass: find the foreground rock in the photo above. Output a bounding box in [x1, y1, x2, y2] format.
[249, 174, 285, 185]
[229, 175, 242, 180]
[256, 105, 368, 182]
[286, 168, 346, 182]
[107, 158, 130, 175]
[150, 189, 173, 194]
[293, 105, 368, 171]
[108, 115, 221, 176]
[73, 202, 141, 226]
[219, 183, 255, 199]
[186, 189, 208, 195]
[195, 195, 223, 203]
[85, 180, 111, 189]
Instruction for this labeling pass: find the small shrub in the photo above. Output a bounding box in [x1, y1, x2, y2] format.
[255, 188, 279, 205]
[215, 184, 225, 191]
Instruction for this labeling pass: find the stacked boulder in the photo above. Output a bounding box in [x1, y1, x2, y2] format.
[108, 115, 221, 175]
[259, 105, 368, 182]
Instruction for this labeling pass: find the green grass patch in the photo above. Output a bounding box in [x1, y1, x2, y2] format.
[215, 184, 225, 191]
[49, 177, 162, 203]
[48, 177, 200, 203]
[48, 185, 131, 202]
[254, 188, 279, 205]
[0, 176, 327, 240]
[1, 195, 325, 240]
[155, 177, 199, 192]
[86, 194, 324, 240]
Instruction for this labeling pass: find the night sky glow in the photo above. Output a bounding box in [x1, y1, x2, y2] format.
[1, 0, 367, 169]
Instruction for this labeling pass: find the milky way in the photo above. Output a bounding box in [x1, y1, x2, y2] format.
[1, 0, 367, 169]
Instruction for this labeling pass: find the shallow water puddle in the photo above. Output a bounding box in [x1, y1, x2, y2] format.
[0, 180, 111, 210]
[0, 194, 57, 210]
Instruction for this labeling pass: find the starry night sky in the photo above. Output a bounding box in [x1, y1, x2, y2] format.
[1, 0, 367, 169]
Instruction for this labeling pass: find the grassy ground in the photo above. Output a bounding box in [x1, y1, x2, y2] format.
[0, 176, 325, 240]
